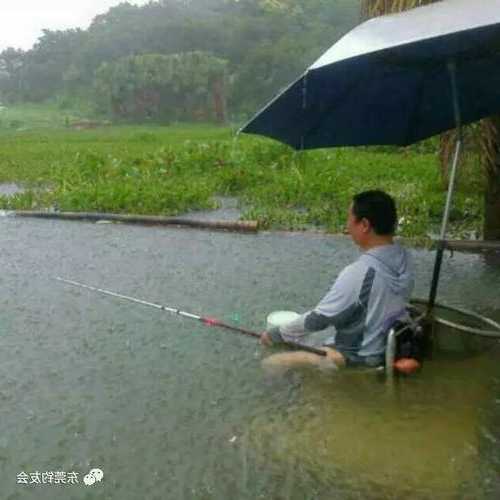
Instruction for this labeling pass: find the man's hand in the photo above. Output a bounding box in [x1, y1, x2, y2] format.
[322, 347, 346, 367]
[260, 331, 273, 346]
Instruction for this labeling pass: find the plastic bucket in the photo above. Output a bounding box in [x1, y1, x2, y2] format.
[266, 310, 300, 330]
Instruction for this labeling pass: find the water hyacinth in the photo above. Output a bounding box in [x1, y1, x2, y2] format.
[0, 123, 484, 242]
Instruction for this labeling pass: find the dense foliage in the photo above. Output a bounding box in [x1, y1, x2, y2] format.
[0, 0, 358, 121]
[95, 52, 228, 121]
[0, 112, 484, 241]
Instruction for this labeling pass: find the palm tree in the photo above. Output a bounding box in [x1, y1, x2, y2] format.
[479, 117, 500, 239]
[361, 0, 435, 18]
[361, 0, 500, 240]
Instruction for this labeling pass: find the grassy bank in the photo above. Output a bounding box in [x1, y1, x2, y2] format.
[0, 110, 485, 241]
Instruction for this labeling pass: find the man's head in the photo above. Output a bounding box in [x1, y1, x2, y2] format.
[347, 190, 397, 249]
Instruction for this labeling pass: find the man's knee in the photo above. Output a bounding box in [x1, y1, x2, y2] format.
[320, 347, 347, 368]
[262, 351, 323, 368]
[261, 349, 345, 373]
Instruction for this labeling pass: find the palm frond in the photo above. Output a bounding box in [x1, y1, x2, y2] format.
[361, 0, 440, 19]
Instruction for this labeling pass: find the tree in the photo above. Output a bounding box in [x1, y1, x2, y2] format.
[360, 0, 436, 18]
[95, 52, 229, 122]
[0, 48, 25, 102]
[0, 0, 359, 118]
[479, 118, 500, 239]
[361, 0, 500, 240]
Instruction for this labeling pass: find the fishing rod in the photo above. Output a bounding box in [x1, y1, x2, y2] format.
[55, 277, 327, 356]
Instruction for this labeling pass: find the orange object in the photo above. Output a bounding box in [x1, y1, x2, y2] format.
[393, 357, 421, 374]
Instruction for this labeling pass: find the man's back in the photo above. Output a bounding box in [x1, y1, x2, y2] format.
[320, 243, 414, 358]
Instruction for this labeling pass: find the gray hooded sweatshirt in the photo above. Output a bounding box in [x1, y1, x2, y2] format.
[267, 243, 415, 360]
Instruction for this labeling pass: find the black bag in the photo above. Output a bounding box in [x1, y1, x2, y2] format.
[393, 321, 427, 362]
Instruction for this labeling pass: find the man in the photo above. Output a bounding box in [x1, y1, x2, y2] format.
[260, 190, 415, 369]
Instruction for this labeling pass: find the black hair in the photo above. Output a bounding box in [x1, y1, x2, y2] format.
[351, 190, 397, 235]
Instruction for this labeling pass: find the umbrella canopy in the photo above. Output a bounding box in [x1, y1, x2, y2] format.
[240, 0, 500, 149]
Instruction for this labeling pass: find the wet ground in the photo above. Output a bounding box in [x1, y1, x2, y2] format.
[1, 215, 499, 499]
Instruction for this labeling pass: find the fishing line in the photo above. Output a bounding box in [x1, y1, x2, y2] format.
[55, 277, 327, 356]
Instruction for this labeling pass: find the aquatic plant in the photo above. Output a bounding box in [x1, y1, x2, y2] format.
[0, 122, 484, 241]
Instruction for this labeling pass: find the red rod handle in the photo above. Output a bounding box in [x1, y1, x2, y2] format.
[201, 316, 326, 356]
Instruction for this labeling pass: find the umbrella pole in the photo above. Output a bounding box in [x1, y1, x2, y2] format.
[427, 60, 462, 312]
[427, 137, 462, 310]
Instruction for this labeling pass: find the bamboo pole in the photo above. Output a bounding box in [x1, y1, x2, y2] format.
[14, 210, 258, 233]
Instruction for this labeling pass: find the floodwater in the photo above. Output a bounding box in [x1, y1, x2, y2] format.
[176, 196, 243, 222]
[1, 216, 499, 500]
[0, 183, 25, 196]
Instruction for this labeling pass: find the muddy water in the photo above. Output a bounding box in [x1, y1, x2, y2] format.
[0, 216, 499, 499]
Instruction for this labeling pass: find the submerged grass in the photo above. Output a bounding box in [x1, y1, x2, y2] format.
[0, 110, 485, 241]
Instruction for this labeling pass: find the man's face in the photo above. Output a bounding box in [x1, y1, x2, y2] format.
[347, 205, 371, 247]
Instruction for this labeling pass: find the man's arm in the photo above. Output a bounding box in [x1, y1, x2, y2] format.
[261, 265, 359, 346]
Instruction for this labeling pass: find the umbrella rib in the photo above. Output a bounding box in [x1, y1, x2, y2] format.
[238, 70, 309, 138]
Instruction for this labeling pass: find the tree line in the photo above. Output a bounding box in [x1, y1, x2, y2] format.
[0, 0, 358, 121]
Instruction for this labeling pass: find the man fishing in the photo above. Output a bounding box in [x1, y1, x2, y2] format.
[260, 190, 415, 369]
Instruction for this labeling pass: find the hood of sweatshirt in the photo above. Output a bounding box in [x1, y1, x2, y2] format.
[360, 243, 414, 300]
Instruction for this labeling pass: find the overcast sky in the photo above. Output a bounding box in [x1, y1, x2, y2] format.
[1, 0, 151, 52]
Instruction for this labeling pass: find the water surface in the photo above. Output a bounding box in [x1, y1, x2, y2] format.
[1, 217, 499, 499]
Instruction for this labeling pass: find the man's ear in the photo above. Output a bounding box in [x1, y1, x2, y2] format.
[361, 218, 371, 233]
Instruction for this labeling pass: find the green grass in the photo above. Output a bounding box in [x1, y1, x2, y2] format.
[0, 102, 88, 130]
[0, 106, 486, 241]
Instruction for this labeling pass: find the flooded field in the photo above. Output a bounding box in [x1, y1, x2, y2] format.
[1, 216, 499, 499]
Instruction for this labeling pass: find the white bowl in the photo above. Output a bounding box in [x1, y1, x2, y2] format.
[266, 310, 300, 330]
